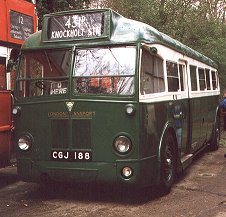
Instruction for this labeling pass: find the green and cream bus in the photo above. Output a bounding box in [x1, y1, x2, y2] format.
[13, 8, 220, 194]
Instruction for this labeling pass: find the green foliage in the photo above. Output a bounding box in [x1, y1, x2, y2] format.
[35, 0, 226, 92]
[36, 0, 90, 29]
[101, 0, 159, 26]
[101, 0, 226, 93]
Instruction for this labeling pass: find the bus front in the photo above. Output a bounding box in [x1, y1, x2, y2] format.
[13, 9, 158, 187]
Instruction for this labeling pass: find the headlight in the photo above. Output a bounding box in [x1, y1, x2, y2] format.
[114, 136, 132, 154]
[12, 106, 21, 115]
[125, 104, 136, 115]
[18, 135, 32, 151]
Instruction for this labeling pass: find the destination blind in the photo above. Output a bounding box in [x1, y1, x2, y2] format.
[10, 11, 34, 41]
[47, 12, 105, 40]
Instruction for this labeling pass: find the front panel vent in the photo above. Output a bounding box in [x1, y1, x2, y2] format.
[72, 119, 91, 149]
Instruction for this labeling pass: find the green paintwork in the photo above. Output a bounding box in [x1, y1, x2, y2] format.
[14, 8, 219, 187]
[22, 8, 216, 68]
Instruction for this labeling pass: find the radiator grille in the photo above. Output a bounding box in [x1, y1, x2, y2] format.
[51, 119, 91, 149]
[72, 119, 91, 149]
[51, 119, 69, 149]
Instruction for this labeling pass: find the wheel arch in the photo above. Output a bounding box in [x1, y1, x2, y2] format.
[209, 105, 221, 151]
[156, 123, 178, 194]
[158, 124, 178, 163]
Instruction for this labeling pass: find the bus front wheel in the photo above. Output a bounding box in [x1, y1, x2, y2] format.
[159, 133, 176, 195]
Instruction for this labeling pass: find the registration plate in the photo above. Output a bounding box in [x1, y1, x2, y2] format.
[51, 150, 92, 161]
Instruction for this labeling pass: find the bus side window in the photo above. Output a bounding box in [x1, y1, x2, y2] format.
[211, 70, 218, 90]
[140, 49, 164, 94]
[166, 61, 179, 92]
[190, 65, 198, 91]
[198, 68, 206, 90]
[179, 64, 185, 91]
[205, 69, 211, 90]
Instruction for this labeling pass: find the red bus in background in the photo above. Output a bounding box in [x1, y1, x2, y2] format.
[0, 0, 37, 167]
[0, 91, 13, 167]
[0, 0, 37, 90]
[0, 0, 37, 45]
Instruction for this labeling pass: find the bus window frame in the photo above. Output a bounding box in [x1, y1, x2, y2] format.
[198, 67, 207, 91]
[166, 60, 180, 92]
[189, 65, 198, 92]
[205, 68, 211, 90]
[16, 48, 72, 98]
[72, 45, 137, 97]
[178, 61, 188, 96]
[140, 46, 165, 95]
[211, 70, 218, 90]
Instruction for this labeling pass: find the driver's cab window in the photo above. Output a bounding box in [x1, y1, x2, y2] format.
[140, 48, 164, 95]
[18, 49, 71, 97]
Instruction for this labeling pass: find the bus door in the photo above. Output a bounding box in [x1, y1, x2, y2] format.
[0, 91, 12, 166]
[176, 62, 189, 157]
[167, 60, 189, 158]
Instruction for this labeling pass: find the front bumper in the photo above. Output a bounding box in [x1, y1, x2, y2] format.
[17, 156, 158, 187]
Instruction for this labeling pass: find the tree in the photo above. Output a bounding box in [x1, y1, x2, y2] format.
[100, 0, 226, 92]
[100, 0, 159, 26]
[36, 0, 91, 29]
[34, 0, 226, 92]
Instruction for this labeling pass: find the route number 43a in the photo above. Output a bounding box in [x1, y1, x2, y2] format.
[65, 16, 86, 29]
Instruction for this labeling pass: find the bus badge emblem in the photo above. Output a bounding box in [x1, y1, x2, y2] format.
[66, 101, 74, 112]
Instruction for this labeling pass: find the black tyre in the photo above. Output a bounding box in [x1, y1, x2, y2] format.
[210, 115, 220, 151]
[159, 133, 176, 195]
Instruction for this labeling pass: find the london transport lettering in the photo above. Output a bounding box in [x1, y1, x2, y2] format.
[48, 12, 104, 40]
[48, 111, 96, 118]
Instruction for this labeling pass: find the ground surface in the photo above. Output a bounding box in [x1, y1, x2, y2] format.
[0, 138, 226, 217]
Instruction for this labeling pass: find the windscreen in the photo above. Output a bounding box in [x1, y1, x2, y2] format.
[17, 49, 71, 97]
[17, 46, 136, 98]
[73, 46, 136, 95]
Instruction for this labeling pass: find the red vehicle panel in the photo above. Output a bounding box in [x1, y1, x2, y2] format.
[0, 91, 12, 167]
[0, 0, 37, 44]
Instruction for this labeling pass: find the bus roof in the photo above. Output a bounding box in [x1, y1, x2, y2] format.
[22, 8, 217, 68]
